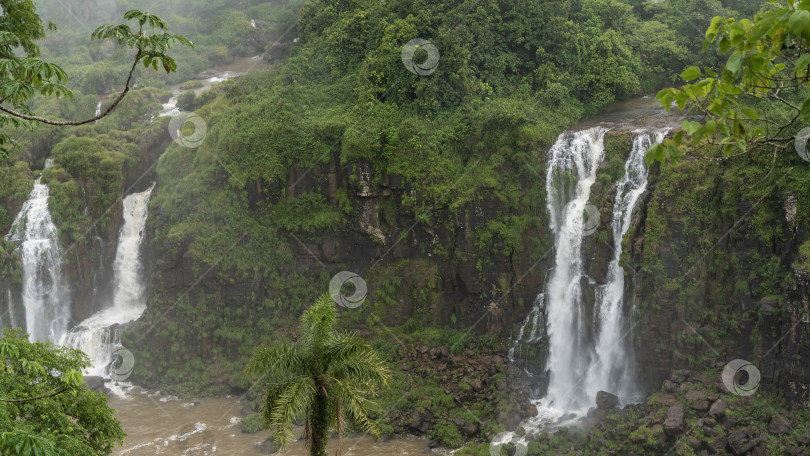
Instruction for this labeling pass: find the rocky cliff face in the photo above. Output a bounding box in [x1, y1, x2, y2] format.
[103, 121, 806, 409]
[630, 157, 810, 407]
[128, 144, 554, 392]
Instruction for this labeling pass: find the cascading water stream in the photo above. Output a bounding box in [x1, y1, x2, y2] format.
[60, 184, 154, 379]
[515, 128, 664, 432]
[542, 127, 607, 412]
[5, 163, 69, 343]
[582, 131, 665, 404]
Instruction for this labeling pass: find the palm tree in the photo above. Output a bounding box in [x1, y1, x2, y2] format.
[244, 293, 391, 456]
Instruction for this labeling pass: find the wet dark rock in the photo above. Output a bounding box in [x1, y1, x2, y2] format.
[662, 380, 678, 393]
[710, 436, 728, 453]
[83, 376, 111, 395]
[727, 426, 764, 455]
[596, 391, 619, 409]
[587, 407, 609, 420]
[663, 403, 685, 436]
[701, 422, 720, 437]
[685, 390, 710, 411]
[652, 393, 678, 406]
[767, 415, 792, 435]
[686, 436, 702, 450]
[708, 399, 727, 417]
[410, 409, 433, 433]
[84, 375, 105, 391]
[256, 439, 274, 454]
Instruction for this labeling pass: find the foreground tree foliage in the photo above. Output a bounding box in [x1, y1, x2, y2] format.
[0, 0, 191, 158]
[648, 0, 810, 166]
[245, 294, 391, 456]
[0, 329, 125, 456]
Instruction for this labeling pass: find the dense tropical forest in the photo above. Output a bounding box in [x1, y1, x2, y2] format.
[1, 0, 810, 455]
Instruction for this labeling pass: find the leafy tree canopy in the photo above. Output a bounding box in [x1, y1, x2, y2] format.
[648, 0, 810, 168]
[0, 329, 125, 456]
[0, 2, 191, 159]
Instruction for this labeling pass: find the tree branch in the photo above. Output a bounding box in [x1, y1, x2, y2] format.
[0, 48, 142, 126]
[0, 386, 66, 403]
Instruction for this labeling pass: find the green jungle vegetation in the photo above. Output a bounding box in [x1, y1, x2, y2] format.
[3, 0, 810, 455]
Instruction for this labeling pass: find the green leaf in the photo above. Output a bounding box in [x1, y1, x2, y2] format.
[800, 98, 810, 122]
[681, 66, 702, 82]
[645, 143, 664, 166]
[705, 16, 724, 45]
[795, 54, 810, 77]
[740, 107, 759, 119]
[789, 10, 810, 33]
[682, 120, 702, 135]
[725, 53, 743, 75]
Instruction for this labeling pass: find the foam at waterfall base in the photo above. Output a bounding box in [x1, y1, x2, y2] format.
[60, 185, 154, 391]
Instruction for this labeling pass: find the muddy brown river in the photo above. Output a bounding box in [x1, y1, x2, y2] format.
[108, 389, 431, 456]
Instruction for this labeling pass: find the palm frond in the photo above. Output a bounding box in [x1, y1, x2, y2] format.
[299, 293, 337, 349]
[326, 333, 390, 389]
[330, 378, 381, 439]
[244, 343, 305, 379]
[266, 376, 317, 448]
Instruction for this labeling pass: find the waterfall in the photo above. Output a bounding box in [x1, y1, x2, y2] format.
[583, 131, 664, 403]
[542, 127, 606, 411]
[508, 293, 545, 364]
[536, 128, 662, 416]
[95, 101, 102, 117]
[159, 96, 179, 117]
[60, 184, 154, 378]
[5, 172, 69, 343]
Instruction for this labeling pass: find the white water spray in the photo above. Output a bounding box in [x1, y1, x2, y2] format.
[583, 131, 664, 403]
[523, 129, 662, 425]
[6, 167, 69, 343]
[61, 184, 154, 378]
[542, 127, 606, 411]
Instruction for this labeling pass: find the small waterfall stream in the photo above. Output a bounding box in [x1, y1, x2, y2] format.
[5, 165, 69, 343]
[61, 184, 154, 379]
[510, 128, 665, 433]
[543, 127, 607, 412]
[583, 131, 665, 403]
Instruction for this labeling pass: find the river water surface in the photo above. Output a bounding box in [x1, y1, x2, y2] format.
[109, 391, 429, 456]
